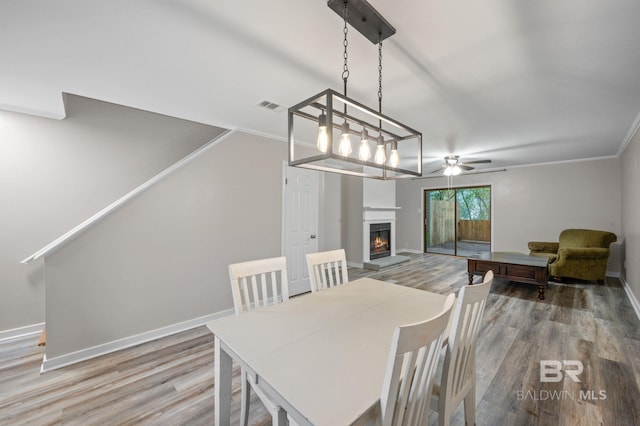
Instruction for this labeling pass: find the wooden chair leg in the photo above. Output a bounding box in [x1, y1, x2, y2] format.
[463, 383, 476, 426]
[240, 370, 250, 426]
[437, 396, 452, 426]
[438, 411, 451, 426]
[273, 406, 287, 426]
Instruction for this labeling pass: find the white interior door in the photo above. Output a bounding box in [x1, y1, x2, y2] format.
[283, 165, 319, 296]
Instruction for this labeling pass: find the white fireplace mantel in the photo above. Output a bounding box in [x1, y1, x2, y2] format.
[363, 206, 400, 222]
[362, 207, 399, 262]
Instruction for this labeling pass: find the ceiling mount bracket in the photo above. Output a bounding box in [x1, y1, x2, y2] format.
[327, 0, 396, 44]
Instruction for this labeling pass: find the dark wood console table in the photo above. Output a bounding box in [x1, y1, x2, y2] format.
[467, 252, 550, 300]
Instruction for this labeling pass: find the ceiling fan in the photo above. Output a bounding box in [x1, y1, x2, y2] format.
[432, 155, 492, 176]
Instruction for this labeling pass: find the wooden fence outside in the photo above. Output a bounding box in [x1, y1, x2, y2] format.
[458, 220, 491, 242]
[429, 201, 490, 244]
[429, 200, 455, 245]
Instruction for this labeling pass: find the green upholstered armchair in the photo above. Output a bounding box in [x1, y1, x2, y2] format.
[528, 229, 617, 283]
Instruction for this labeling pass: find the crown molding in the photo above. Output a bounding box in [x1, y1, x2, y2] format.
[618, 110, 640, 157]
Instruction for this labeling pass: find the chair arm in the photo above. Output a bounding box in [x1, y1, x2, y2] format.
[528, 241, 559, 253]
[557, 247, 610, 260]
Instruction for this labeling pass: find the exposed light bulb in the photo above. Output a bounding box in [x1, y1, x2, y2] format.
[316, 113, 328, 153]
[358, 129, 371, 161]
[389, 140, 399, 168]
[374, 135, 386, 165]
[338, 122, 352, 156]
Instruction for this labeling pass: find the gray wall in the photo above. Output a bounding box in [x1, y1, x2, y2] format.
[621, 130, 640, 302]
[396, 158, 623, 273]
[318, 173, 343, 252]
[363, 178, 395, 207]
[45, 132, 289, 358]
[342, 176, 364, 264]
[5, 90, 634, 359]
[0, 95, 223, 333]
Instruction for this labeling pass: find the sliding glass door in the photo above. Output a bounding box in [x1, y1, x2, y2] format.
[424, 186, 491, 256]
[425, 189, 456, 255]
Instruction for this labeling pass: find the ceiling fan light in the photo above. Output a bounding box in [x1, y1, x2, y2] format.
[452, 165, 461, 175]
[443, 166, 453, 176]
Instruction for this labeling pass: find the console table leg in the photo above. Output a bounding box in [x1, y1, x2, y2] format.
[468, 273, 474, 285]
[538, 285, 545, 300]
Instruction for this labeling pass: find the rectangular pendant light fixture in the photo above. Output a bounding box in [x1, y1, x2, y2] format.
[288, 89, 422, 179]
[288, 0, 423, 180]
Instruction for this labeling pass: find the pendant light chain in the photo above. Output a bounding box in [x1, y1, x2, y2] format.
[373, 37, 387, 168]
[378, 40, 383, 129]
[342, 2, 349, 114]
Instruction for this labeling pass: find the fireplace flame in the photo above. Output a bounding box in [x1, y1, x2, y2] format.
[373, 236, 387, 250]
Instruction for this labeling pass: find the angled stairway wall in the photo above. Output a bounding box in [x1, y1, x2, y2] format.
[1, 95, 224, 338]
[42, 130, 290, 369]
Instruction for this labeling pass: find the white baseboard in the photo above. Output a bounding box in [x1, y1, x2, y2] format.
[622, 276, 640, 321]
[41, 309, 234, 373]
[0, 322, 45, 342]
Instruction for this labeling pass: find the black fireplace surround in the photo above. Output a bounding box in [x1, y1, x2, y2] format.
[369, 223, 391, 260]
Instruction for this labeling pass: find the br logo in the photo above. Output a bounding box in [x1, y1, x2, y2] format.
[540, 360, 584, 383]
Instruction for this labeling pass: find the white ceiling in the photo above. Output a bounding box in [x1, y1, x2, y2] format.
[2, 0, 640, 173]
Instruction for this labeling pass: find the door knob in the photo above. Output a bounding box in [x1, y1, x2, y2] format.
[310, 234, 317, 239]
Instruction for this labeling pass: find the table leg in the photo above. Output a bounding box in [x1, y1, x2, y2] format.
[468, 273, 474, 285]
[214, 336, 232, 426]
[538, 285, 545, 300]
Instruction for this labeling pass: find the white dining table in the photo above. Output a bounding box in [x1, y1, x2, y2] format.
[207, 277, 448, 426]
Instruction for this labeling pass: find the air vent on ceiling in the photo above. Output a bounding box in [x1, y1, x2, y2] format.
[258, 100, 285, 112]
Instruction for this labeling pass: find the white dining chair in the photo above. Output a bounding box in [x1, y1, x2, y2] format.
[228, 256, 290, 314]
[228, 256, 290, 425]
[306, 249, 349, 292]
[431, 270, 494, 426]
[375, 293, 456, 426]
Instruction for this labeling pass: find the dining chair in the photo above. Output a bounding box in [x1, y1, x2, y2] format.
[377, 293, 456, 426]
[228, 256, 290, 425]
[431, 270, 494, 426]
[306, 249, 349, 292]
[228, 256, 290, 314]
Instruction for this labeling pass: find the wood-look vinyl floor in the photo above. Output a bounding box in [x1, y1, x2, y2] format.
[1, 253, 639, 425]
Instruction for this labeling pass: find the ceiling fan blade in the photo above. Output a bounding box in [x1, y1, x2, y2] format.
[430, 167, 445, 174]
[460, 165, 474, 171]
[463, 159, 492, 164]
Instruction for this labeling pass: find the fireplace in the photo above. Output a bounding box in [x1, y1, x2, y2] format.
[362, 206, 398, 264]
[369, 223, 391, 260]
